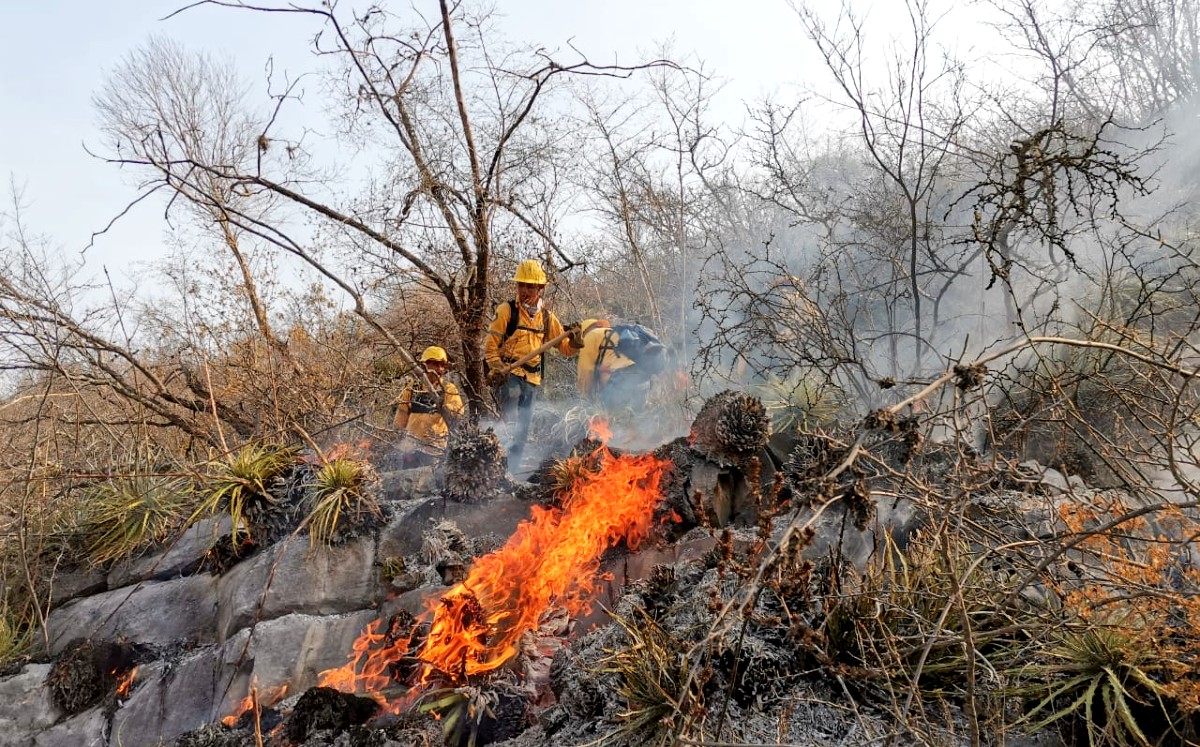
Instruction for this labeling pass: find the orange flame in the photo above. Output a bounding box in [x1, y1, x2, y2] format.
[220, 681, 289, 727]
[309, 440, 373, 463]
[113, 667, 138, 699]
[589, 416, 613, 443]
[317, 619, 413, 704]
[319, 443, 673, 704]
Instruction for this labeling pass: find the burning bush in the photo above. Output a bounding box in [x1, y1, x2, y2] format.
[45, 638, 138, 715]
[541, 439, 606, 496]
[315, 440, 672, 737]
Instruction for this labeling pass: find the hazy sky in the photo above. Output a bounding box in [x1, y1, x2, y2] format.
[0, 0, 1013, 289]
[0, 0, 825, 272]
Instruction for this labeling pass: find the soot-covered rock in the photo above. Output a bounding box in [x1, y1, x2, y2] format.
[230, 705, 286, 734]
[44, 638, 136, 715]
[171, 724, 257, 747]
[470, 687, 532, 746]
[285, 687, 380, 743]
[548, 648, 605, 721]
[441, 426, 508, 503]
[652, 436, 702, 532]
[690, 390, 771, 467]
[198, 535, 259, 574]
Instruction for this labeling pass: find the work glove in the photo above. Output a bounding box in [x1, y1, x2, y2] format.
[565, 322, 585, 349]
[486, 367, 508, 387]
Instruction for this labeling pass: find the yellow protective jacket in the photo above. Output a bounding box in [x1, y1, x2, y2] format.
[484, 301, 578, 387]
[576, 323, 637, 398]
[393, 378, 465, 455]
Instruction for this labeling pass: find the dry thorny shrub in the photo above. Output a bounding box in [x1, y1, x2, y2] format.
[0, 260, 598, 666]
[595, 341, 1200, 746]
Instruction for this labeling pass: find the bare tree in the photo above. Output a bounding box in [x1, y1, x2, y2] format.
[987, 0, 1199, 125]
[791, 0, 969, 376]
[0, 194, 233, 449]
[98, 1, 672, 415]
[576, 60, 738, 348]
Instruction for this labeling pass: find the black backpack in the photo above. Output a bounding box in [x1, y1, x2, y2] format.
[500, 300, 549, 376]
[602, 323, 665, 374]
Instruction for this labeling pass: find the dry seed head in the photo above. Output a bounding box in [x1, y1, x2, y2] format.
[690, 390, 771, 465]
[442, 426, 506, 503]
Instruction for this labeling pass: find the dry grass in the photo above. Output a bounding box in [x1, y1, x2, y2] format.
[600, 605, 697, 743]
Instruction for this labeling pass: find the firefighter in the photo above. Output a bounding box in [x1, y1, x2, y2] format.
[575, 319, 666, 411]
[484, 259, 582, 468]
[393, 346, 465, 468]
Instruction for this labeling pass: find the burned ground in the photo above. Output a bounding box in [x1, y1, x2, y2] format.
[6, 389, 1198, 747]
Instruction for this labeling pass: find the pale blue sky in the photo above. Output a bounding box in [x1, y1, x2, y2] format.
[0, 0, 956, 275]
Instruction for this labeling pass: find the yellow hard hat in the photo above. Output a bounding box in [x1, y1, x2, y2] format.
[419, 346, 449, 363]
[512, 259, 548, 285]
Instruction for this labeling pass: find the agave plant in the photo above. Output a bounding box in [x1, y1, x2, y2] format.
[417, 684, 528, 747]
[303, 457, 380, 547]
[600, 605, 696, 741]
[546, 452, 601, 496]
[821, 528, 1024, 684]
[751, 370, 847, 434]
[1009, 623, 1170, 747]
[85, 474, 191, 565]
[193, 443, 297, 543]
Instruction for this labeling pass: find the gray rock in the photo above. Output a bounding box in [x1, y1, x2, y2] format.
[44, 575, 219, 654]
[216, 609, 379, 712]
[377, 496, 533, 560]
[1018, 460, 1070, 494]
[379, 468, 437, 501]
[33, 706, 106, 747]
[688, 460, 757, 527]
[108, 516, 232, 588]
[0, 664, 60, 733]
[214, 537, 376, 640]
[0, 721, 31, 747]
[110, 653, 227, 747]
[48, 566, 107, 609]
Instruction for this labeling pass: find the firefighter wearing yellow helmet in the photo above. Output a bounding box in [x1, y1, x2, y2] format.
[484, 259, 582, 468]
[393, 345, 465, 468]
[575, 319, 666, 410]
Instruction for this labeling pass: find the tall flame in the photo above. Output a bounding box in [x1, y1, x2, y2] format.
[419, 447, 669, 677]
[319, 426, 671, 701]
